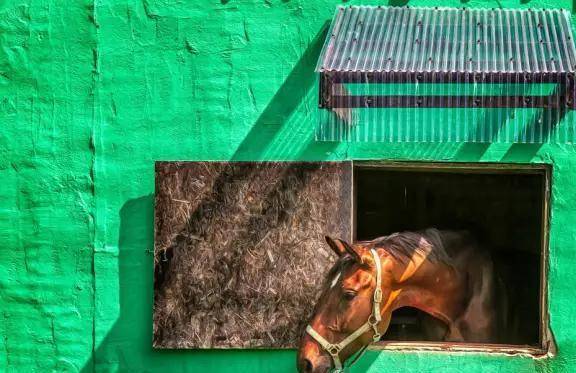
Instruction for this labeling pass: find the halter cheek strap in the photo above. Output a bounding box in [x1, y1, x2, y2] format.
[305, 249, 383, 372]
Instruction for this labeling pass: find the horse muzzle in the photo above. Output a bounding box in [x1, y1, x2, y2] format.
[297, 354, 332, 373]
[297, 337, 333, 373]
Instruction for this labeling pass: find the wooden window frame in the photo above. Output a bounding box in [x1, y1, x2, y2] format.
[351, 161, 552, 357]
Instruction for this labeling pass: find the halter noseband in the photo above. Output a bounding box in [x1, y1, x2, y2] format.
[305, 249, 383, 372]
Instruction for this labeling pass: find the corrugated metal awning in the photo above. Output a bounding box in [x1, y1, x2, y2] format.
[317, 6, 576, 74]
[315, 6, 576, 143]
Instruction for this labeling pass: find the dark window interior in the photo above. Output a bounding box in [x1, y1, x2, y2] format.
[355, 165, 546, 346]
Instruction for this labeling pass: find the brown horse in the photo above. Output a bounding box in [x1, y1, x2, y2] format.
[297, 229, 505, 373]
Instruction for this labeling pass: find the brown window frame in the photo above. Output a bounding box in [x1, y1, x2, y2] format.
[351, 161, 552, 356]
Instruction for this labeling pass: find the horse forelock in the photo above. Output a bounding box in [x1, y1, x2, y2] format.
[322, 253, 375, 293]
[323, 255, 354, 291]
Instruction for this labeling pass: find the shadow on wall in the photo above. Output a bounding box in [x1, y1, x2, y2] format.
[454, 82, 570, 162]
[231, 20, 340, 161]
[82, 196, 297, 372]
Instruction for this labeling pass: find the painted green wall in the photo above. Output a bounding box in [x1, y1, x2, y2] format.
[2, 0, 576, 372]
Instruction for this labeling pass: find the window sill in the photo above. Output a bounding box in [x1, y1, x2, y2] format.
[370, 341, 550, 358]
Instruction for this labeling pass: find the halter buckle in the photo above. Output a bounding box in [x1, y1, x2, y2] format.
[372, 332, 381, 342]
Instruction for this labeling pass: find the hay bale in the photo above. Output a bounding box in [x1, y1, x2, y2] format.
[153, 162, 351, 348]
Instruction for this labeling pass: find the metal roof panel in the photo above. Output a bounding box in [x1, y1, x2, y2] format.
[316, 6, 576, 73]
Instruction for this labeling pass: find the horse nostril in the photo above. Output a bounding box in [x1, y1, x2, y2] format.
[304, 358, 313, 372]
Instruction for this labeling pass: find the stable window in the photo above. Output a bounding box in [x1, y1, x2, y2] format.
[353, 162, 550, 354]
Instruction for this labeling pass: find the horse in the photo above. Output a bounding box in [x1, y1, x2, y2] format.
[297, 229, 506, 373]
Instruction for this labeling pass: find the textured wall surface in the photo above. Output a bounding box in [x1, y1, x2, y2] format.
[0, 1, 96, 371]
[1, 0, 576, 372]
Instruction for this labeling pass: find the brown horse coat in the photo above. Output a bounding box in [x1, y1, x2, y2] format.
[298, 229, 505, 373]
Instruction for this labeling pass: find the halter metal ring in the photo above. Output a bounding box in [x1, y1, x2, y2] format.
[368, 314, 379, 325]
[327, 344, 340, 356]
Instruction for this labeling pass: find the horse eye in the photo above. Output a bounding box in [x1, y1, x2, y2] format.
[343, 290, 357, 301]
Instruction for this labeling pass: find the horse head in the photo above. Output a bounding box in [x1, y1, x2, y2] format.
[298, 229, 501, 372]
[297, 236, 396, 373]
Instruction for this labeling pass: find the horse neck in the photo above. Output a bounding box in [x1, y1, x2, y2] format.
[389, 258, 466, 326]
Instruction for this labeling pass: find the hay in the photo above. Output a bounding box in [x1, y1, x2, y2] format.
[153, 162, 351, 348]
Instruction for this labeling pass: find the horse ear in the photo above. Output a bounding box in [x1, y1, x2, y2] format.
[324, 236, 361, 262]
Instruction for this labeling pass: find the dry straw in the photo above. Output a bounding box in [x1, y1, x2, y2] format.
[153, 162, 351, 348]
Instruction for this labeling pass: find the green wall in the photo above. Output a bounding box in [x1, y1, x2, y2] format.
[2, 0, 576, 372]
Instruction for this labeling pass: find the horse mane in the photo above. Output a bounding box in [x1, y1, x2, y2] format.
[323, 229, 460, 290]
[364, 228, 453, 265]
